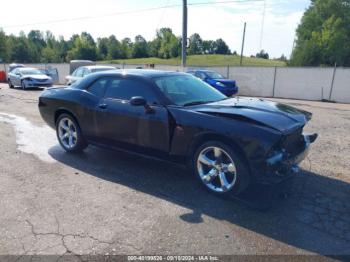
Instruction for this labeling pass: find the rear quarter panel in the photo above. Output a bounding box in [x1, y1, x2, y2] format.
[39, 87, 92, 131]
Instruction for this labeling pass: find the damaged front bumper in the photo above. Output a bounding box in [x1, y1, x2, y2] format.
[259, 133, 318, 184]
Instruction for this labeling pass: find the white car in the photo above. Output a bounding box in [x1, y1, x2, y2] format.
[7, 67, 53, 89]
[65, 65, 117, 85]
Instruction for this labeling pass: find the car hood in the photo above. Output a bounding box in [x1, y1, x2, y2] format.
[22, 74, 50, 80]
[191, 97, 311, 133]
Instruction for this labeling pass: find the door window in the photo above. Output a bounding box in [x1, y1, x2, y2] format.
[195, 71, 206, 80]
[104, 78, 158, 104]
[87, 77, 110, 99]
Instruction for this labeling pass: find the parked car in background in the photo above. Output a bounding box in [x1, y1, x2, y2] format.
[187, 69, 238, 96]
[65, 65, 117, 85]
[39, 70, 317, 197]
[8, 67, 53, 89]
[8, 63, 24, 73]
[69, 60, 95, 74]
[39, 68, 59, 84]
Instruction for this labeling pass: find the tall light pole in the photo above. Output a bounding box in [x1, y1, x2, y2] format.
[182, 0, 187, 69]
[240, 22, 246, 66]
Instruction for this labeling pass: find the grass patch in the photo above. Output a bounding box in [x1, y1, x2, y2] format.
[101, 54, 286, 67]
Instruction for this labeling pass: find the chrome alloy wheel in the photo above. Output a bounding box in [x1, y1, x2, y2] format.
[58, 117, 78, 149]
[197, 146, 237, 193]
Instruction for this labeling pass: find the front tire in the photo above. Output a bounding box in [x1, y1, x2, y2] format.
[56, 114, 88, 153]
[193, 141, 250, 196]
[8, 79, 14, 89]
[21, 81, 26, 90]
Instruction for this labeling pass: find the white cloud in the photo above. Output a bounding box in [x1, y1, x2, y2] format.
[0, 0, 307, 58]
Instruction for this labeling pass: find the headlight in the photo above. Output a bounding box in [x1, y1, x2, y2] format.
[25, 77, 33, 81]
[266, 151, 284, 166]
[216, 82, 226, 88]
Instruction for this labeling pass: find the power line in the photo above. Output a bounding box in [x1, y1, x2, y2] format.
[2, 0, 263, 29]
[259, 0, 266, 51]
[156, 0, 171, 30]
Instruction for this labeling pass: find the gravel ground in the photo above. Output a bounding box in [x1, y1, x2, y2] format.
[0, 83, 350, 259]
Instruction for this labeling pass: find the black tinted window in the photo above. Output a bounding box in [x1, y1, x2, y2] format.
[104, 78, 157, 103]
[87, 77, 109, 98]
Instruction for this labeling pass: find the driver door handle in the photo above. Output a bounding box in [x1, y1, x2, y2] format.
[98, 103, 108, 109]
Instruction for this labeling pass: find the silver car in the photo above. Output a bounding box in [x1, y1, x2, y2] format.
[65, 65, 117, 85]
[8, 67, 53, 89]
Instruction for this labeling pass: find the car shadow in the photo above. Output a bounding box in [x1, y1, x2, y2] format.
[10, 87, 45, 91]
[48, 145, 350, 256]
[21, 87, 45, 91]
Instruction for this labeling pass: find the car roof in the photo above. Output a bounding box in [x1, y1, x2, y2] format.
[83, 65, 116, 70]
[94, 69, 186, 79]
[18, 67, 39, 71]
[192, 69, 215, 73]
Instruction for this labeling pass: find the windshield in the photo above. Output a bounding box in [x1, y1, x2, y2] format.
[91, 67, 115, 73]
[205, 71, 225, 79]
[154, 74, 226, 106]
[20, 69, 43, 75]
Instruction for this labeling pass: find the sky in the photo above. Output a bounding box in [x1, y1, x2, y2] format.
[0, 0, 311, 58]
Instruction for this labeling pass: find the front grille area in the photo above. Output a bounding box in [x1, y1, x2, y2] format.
[281, 128, 305, 157]
[36, 79, 48, 82]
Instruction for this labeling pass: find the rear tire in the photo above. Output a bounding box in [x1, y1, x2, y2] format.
[192, 140, 250, 196]
[56, 113, 88, 153]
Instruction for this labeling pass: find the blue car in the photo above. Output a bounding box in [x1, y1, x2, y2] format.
[187, 70, 238, 96]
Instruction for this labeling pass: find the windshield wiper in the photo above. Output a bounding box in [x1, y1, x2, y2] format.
[183, 101, 215, 107]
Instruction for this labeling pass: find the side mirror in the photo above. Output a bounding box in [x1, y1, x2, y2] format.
[130, 96, 147, 106]
[130, 96, 155, 114]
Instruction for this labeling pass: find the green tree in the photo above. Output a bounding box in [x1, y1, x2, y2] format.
[42, 47, 60, 62]
[66, 33, 97, 61]
[132, 35, 148, 58]
[0, 29, 8, 62]
[148, 38, 161, 57]
[7, 33, 34, 63]
[214, 38, 230, 54]
[279, 54, 288, 62]
[188, 33, 203, 55]
[202, 40, 216, 54]
[107, 35, 122, 60]
[120, 38, 132, 59]
[290, 0, 350, 66]
[97, 37, 109, 60]
[157, 28, 180, 58]
[256, 50, 269, 59]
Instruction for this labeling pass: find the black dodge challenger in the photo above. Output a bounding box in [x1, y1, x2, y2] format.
[39, 70, 317, 196]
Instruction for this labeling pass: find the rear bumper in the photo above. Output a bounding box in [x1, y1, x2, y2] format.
[257, 133, 318, 185]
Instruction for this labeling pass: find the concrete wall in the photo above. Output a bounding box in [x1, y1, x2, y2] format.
[330, 68, 350, 103]
[228, 67, 276, 97]
[274, 67, 334, 101]
[2, 63, 349, 103]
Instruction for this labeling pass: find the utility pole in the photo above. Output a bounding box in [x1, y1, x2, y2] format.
[240, 22, 246, 66]
[182, 0, 188, 69]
